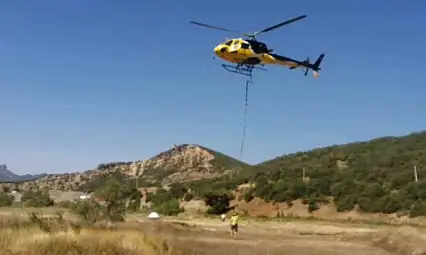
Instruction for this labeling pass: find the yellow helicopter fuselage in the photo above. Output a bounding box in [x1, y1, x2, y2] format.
[213, 38, 299, 68]
[190, 16, 324, 78]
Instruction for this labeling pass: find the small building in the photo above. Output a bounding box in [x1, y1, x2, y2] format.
[9, 191, 22, 202]
[79, 194, 91, 200]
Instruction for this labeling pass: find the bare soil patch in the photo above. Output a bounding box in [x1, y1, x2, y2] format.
[133, 216, 397, 254]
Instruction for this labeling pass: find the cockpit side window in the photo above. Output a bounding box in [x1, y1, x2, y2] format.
[224, 40, 233, 46]
[241, 42, 250, 49]
[233, 40, 239, 45]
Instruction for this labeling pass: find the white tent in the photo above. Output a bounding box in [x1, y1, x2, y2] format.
[147, 212, 160, 219]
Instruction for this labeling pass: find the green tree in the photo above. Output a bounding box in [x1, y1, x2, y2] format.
[154, 199, 184, 216]
[72, 200, 104, 224]
[0, 192, 13, 207]
[204, 190, 232, 215]
[183, 192, 194, 201]
[307, 198, 319, 212]
[94, 178, 129, 221]
[374, 193, 402, 214]
[334, 195, 356, 212]
[127, 188, 142, 212]
[169, 183, 187, 198]
[410, 201, 426, 218]
[243, 190, 254, 202]
[21, 190, 54, 207]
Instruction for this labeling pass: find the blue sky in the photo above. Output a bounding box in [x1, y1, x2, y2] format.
[1, 1, 426, 174]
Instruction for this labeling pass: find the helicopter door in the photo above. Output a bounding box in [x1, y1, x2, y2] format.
[240, 42, 251, 57]
[229, 40, 241, 52]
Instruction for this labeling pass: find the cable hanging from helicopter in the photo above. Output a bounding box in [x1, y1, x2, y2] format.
[239, 78, 250, 160]
[190, 15, 325, 160]
[211, 54, 255, 160]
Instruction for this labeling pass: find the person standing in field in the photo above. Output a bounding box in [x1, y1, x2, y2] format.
[229, 211, 239, 238]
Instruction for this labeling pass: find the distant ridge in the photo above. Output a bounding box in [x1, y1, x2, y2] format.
[0, 164, 47, 182]
[0, 144, 251, 191]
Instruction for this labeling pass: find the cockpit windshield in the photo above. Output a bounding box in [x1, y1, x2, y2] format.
[224, 40, 233, 46]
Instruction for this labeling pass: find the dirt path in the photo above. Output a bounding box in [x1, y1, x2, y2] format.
[176, 234, 390, 255]
[160, 217, 381, 235]
[132, 216, 393, 254]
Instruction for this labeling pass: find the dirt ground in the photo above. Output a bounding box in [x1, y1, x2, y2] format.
[2, 207, 425, 254]
[131, 215, 426, 255]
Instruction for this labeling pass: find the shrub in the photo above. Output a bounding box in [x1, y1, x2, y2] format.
[154, 199, 184, 216]
[183, 192, 194, 201]
[204, 190, 232, 215]
[0, 192, 13, 207]
[243, 191, 254, 202]
[21, 190, 54, 207]
[71, 200, 104, 224]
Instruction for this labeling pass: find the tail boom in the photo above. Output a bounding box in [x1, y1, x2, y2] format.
[269, 53, 325, 77]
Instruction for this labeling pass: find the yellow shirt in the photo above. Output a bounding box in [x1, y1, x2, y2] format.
[230, 215, 239, 225]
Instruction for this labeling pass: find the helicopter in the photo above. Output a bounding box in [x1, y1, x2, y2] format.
[190, 15, 325, 78]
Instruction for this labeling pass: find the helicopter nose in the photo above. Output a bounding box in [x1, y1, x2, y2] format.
[214, 45, 227, 54]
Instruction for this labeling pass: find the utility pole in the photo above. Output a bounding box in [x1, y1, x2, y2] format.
[414, 165, 418, 182]
[135, 168, 139, 189]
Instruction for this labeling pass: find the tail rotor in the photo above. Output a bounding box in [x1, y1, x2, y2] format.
[302, 54, 324, 78]
[302, 57, 310, 76]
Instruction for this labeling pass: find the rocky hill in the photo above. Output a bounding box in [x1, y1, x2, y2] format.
[0, 144, 251, 192]
[3, 131, 426, 220]
[0, 164, 47, 182]
[155, 131, 426, 219]
[127, 130, 426, 222]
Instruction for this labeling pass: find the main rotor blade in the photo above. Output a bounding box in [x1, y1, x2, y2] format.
[253, 15, 307, 36]
[189, 21, 248, 36]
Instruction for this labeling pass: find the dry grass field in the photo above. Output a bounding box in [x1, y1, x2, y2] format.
[0, 210, 425, 255]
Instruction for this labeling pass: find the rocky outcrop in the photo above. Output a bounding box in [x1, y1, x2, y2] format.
[0, 144, 247, 191]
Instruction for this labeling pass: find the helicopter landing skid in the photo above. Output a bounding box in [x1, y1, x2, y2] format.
[221, 63, 267, 78]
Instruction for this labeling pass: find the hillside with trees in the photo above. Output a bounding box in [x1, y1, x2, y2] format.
[138, 131, 426, 218]
[245, 131, 426, 216]
[2, 131, 426, 219]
